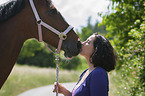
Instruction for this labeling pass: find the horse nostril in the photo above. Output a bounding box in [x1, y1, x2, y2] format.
[77, 41, 82, 51]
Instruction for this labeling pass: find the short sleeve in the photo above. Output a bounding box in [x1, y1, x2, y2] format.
[89, 69, 108, 96]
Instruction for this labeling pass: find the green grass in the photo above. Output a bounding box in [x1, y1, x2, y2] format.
[0, 64, 126, 96]
[0, 65, 81, 96]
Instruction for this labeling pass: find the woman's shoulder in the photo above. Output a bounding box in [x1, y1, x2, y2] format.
[91, 67, 108, 77]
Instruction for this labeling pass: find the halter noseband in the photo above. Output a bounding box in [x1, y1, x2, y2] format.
[29, 0, 73, 54]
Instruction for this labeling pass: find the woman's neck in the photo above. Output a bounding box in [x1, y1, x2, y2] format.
[85, 56, 95, 72]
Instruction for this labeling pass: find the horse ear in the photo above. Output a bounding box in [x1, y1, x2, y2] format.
[46, 0, 52, 7]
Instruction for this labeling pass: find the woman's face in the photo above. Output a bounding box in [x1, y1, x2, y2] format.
[80, 34, 96, 58]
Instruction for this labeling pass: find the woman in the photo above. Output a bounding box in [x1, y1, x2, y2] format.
[53, 33, 116, 96]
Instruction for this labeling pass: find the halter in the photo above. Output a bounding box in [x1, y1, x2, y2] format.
[29, 0, 73, 54]
[29, 0, 73, 95]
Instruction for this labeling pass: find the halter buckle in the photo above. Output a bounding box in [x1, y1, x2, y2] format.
[59, 32, 67, 40]
[37, 20, 42, 24]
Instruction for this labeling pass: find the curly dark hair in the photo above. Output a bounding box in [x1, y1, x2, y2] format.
[90, 33, 117, 72]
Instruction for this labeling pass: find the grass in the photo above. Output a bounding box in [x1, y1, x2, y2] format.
[0, 64, 81, 96]
[0, 64, 125, 96]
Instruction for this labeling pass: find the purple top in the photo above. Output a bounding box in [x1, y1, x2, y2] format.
[72, 67, 109, 96]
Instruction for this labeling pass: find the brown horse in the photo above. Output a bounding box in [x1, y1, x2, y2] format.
[0, 0, 81, 89]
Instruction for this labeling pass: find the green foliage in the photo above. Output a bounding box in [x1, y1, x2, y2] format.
[101, 0, 144, 45]
[60, 56, 82, 70]
[100, 0, 145, 95]
[17, 39, 82, 70]
[116, 21, 145, 95]
[17, 39, 56, 67]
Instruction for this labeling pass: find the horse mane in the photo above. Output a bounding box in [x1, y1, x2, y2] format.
[0, 0, 26, 22]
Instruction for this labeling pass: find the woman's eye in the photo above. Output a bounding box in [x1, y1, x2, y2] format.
[87, 41, 90, 44]
[86, 40, 90, 44]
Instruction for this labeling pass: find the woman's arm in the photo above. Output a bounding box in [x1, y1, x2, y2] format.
[53, 82, 72, 96]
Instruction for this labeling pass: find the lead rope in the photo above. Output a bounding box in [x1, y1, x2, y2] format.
[55, 52, 60, 96]
[54, 37, 64, 96]
[29, 0, 73, 95]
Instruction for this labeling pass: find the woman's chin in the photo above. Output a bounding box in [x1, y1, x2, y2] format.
[79, 51, 84, 56]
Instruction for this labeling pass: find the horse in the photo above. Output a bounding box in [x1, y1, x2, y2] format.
[0, 0, 82, 89]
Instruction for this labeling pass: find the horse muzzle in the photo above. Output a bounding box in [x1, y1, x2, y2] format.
[63, 40, 82, 58]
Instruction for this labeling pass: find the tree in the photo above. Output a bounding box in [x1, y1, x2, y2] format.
[100, 0, 145, 95]
[101, 0, 144, 46]
[78, 16, 107, 41]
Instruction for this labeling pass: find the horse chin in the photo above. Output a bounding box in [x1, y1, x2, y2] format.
[63, 40, 82, 59]
[64, 49, 79, 59]
[64, 52, 73, 59]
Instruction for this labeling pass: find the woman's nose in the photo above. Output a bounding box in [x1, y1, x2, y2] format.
[82, 42, 85, 45]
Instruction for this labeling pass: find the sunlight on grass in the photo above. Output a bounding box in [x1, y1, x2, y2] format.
[0, 65, 81, 96]
[0, 64, 123, 96]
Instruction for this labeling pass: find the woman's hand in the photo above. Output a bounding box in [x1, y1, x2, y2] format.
[53, 82, 65, 94]
[53, 82, 72, 96]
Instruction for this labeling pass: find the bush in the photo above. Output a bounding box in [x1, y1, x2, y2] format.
[17, 39, 82, 70]
[113, 20, 145, 95]
[100, 0, 144, 94]
[17, 39, 56, 68]
[60, 56, 82, 70]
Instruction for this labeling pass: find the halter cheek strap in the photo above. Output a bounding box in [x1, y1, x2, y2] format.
[29, 0, 73, 54]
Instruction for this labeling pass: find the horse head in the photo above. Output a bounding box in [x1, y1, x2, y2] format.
[0, 0, 82, 89]
[30, 0, 82, 58]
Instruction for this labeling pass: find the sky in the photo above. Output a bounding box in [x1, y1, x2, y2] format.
[0, 0, 110, 30]
[52, 0, 110, 30]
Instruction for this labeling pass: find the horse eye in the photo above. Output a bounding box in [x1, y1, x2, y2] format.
[49, 9, 57, 15]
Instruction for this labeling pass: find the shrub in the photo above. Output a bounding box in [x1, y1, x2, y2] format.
[17, 39, 55, 67]
[17, 39, 82, 70]
[114, 20, 145, 95]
